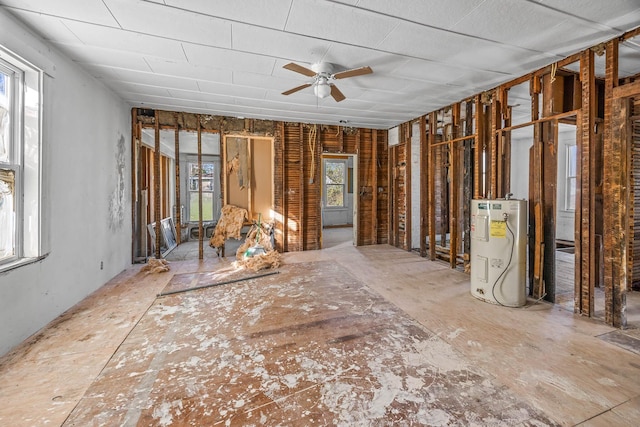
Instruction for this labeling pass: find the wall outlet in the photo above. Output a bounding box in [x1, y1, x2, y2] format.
[100, 261, 103, 270]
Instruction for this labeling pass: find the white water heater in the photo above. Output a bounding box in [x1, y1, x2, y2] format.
[470, 199, 527, 307]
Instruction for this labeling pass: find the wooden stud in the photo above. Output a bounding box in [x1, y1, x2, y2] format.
[154, 110, 162, 260]
[197, 116, 203, 260]
[603, 38, 626, 327]
[428, 112, 437, 260]
[372, 129, 378, 244]
[299, 124, 305, 250]
[406, 123, 412, 252]
[576, 49, 596, 316]
[174, 114, 181, 246]
[474, 97, 483, 199]
[420, 115, 428, 257]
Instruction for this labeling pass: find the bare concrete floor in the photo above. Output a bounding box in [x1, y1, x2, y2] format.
[1, 242, 639, 426]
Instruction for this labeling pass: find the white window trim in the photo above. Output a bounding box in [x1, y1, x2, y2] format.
[565, 144, 577, 212]
[0, 46, 44, 272]
[324, 159, 347, 209]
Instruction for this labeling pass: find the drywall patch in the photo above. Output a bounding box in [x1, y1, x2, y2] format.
[108, 134, 126, 230]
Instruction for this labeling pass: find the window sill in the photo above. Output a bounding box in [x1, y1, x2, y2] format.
[0, 254, 48, 274]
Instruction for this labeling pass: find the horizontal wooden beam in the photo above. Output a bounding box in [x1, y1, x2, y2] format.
[612, 79, 640, 99]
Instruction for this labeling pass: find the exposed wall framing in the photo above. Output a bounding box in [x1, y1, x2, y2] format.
[131, 113, 388, 261]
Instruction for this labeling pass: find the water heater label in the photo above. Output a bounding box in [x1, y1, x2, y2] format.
[490, 220, 506, 238]
[478, 203, 489, 210]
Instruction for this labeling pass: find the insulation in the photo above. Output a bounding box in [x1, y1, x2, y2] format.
[234, 250, 281, 272]
[234, 222, 281, 271]
[209, 204, 248, 253]
[141, 257, 170, 274]
[226, 137, 249, 188]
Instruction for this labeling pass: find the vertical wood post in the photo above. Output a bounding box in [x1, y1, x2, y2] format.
[372, 129, 378, 244]
[174, 114, 181, 245]
[197, 116, 203, 260]
[154, 110, 161, 259]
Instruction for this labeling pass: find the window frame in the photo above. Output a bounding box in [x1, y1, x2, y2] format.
[186, 159, 217, 222]
[0, 47, 43, 271]
[0, 59, 22, 265]
[565, 144, 577, 211]
[324, 159, 347, 209]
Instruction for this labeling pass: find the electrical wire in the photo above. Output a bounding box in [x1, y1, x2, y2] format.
[491, 217, 515, 307]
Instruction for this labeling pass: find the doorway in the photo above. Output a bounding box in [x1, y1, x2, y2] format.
[321, 154, 357, 248]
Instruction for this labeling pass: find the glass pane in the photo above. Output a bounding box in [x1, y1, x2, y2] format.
[326, 184, 344, 207]
[0, 169, 15, 260]
[189, 162, 215, 191]
[326, 161, 345, 184]
[567, 177, 576, 211]
[189, 191, 214, 221]
[0, 70, 10, 163]
[567, 145, 577, 177]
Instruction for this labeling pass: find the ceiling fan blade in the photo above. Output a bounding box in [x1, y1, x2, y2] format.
[333, 66, 373, 80]
[330, 84, 346, 102]
[282, 83, 312, 96]
[283, 62, 317, 77]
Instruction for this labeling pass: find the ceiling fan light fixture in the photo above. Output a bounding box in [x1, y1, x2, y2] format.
[313, 80, 331, 99]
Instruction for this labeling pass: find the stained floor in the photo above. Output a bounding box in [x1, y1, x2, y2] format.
[1, 243, 640, 426]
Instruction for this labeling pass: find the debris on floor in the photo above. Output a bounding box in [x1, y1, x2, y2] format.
[209, 204, 248, 255]
[234, 220, 281, 271]
[141, 257, 170, 274]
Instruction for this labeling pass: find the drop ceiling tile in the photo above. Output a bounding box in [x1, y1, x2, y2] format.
[8, 10, 84, 44]
[104, 0, 232, 49]
[532, 0, 640, 29]
[108, 69, 202, 92]
[181, 43, 275, 74]
[50, 42, 153, 72]
[111, 81, 173, 98]
[605, 8, 640, 30]
[61, 20, 187, 61]
[164, 0, 293, 30]
[333, 0, 486, 29]
[449, 0, 570, 48]
[285, 0, 397, 48]
[144, 58, 233, 84]
[231, 22, 331, 63]
[1, 0, 118, 26]
[196, 80, 267, 99]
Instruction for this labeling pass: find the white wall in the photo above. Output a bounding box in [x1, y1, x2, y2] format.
[556, 124, 577, 242]
[0, 10, 132, 357]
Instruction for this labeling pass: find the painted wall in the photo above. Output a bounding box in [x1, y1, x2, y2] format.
[0, 10, 131, 356]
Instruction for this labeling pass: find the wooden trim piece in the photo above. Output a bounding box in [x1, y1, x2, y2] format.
[474, 98, 483, 199]
[299, 124, 305, 251]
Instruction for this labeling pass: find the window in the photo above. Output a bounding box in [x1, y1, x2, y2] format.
[325, 160, 346, 208]
[566, 144, 577, 211]
[188, 162, 215, 221]
[0, 49, 42, 268]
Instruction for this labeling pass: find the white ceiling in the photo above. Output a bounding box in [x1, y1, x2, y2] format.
[1, 0, 639, 129]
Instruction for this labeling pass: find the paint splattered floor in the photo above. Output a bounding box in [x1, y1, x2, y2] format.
[63, 261, 553, 426]
[1, 243, 640, 426]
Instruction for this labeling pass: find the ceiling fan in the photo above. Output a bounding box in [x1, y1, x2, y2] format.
[281, 62, 373, 102]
